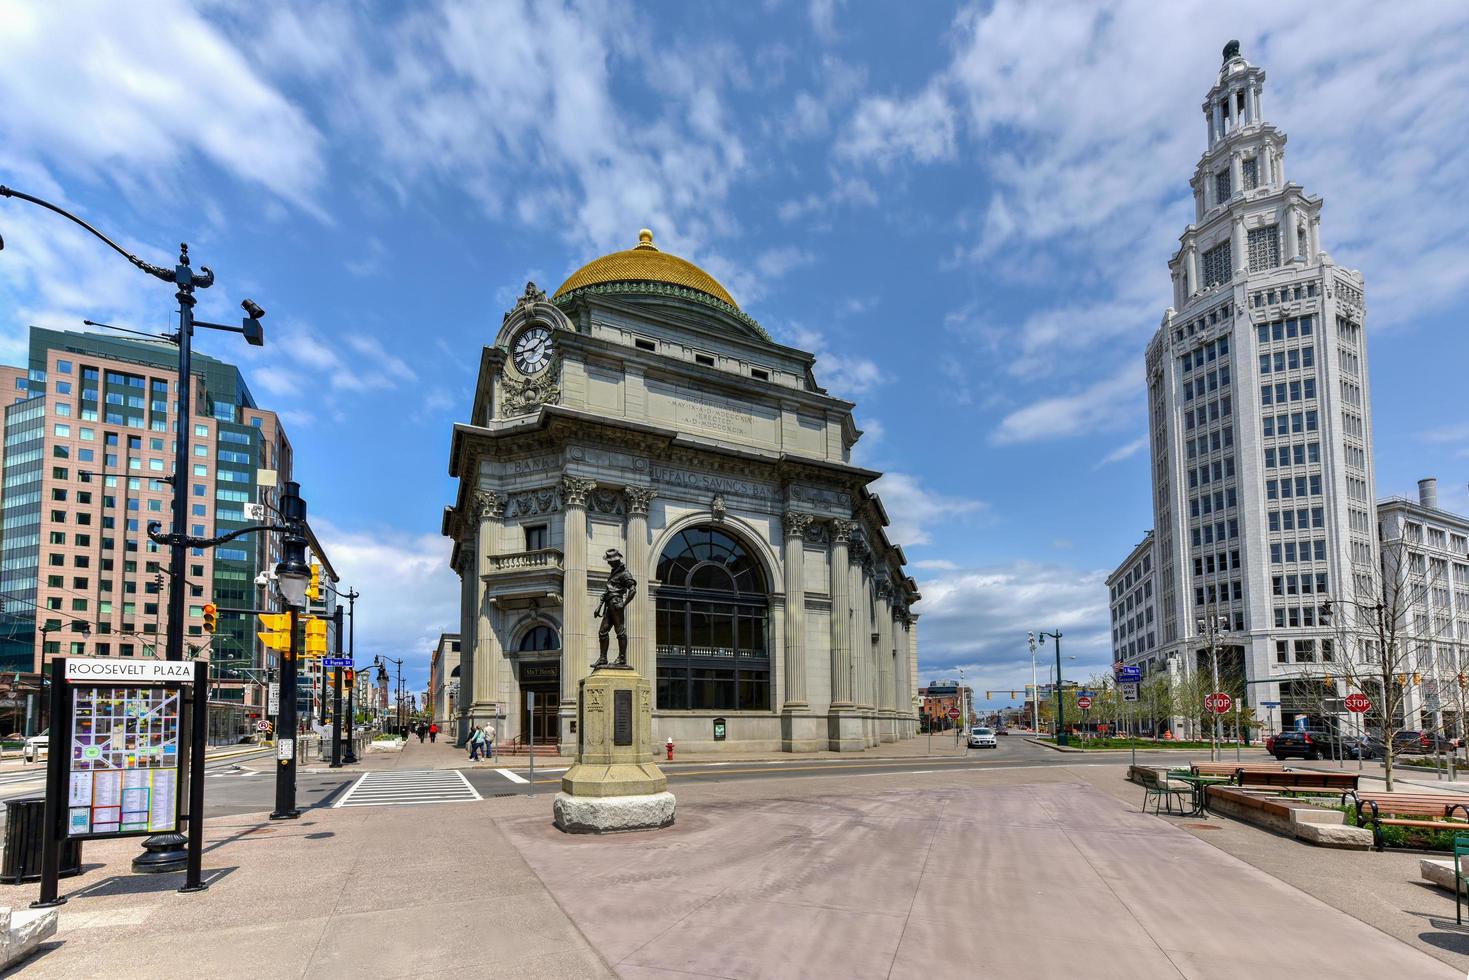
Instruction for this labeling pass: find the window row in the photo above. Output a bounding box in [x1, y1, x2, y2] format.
[1273, 605, 1331, 630]
[1183, 396, 1232, 431]
[1258, 346, 1314, 374]
[1270, 539, 1328, 564]
[1181, 335, 1231, 373]
[1194, 580, 1243, 606]
[1192, 549, 1241, 575]
[1190, 519, 1239, 548]
[1189, 487, 1238, 519]
[1264, 442, 1320, 468]
[1186, 425, 1235, 458]
[1268, 506, 1325, 532]
[1187, 455, 1236, 488]
[1274, 638, 1334, 663]
[1256, 317, 1316, 346]
[1183, 366, 1230, 402]
[1251, 283, 1319, 308]
[1260, 377, 1317, 404]
[1272, 572, 1329, 596]
[1266, 475, 1323, 500]
[1173, 301, 1232, 343]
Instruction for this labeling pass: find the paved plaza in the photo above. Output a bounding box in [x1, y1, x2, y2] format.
[2, 756, 1463, 978]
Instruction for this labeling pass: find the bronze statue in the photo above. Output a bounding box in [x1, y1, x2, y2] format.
[593, 548, 637, 668]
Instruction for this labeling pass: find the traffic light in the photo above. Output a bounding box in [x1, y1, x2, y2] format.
[985, 691, 992, 700]
[202, 602, 218, 634]
[344, 668, 355, 688]
[1459, 673, 1466, 690]
[305, 617, 327, 657]
[1413, 672, 1422, 686]
[257, 612, 292, 658]
[306, 563, 322, 602]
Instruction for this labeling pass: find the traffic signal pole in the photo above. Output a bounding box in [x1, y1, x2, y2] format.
[272, 606, 300, 819]
[343, 588, 359, 764]
[330, 606, 344, 768]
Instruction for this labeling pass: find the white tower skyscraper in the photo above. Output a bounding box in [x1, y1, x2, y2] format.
[1138, 41, 1376, 732]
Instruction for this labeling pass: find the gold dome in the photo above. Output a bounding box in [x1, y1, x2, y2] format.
[553, 229, 738, 308]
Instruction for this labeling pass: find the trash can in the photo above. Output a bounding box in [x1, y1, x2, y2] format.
[1, 797, 83, 884]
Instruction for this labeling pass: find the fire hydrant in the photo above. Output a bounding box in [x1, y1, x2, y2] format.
[666, 737, 675, 761]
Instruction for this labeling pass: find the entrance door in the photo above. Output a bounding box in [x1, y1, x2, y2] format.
[518, 661, 560, 744]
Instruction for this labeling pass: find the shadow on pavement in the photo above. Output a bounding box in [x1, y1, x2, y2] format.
[71, 866, 238, 898]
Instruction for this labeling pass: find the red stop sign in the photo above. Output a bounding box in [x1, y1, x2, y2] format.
[1205, 692, 1232, 714]
[1076, 696, 1093, 710]
[1344, 692, 1371, 713]
[947, 707, 961, 720]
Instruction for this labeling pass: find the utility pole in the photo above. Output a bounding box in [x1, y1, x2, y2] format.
[330, 604, 344, 768]
[1039, 631, 1066, 745]
[1028, 632, 1040, 734]
[270, 481, 310, 820]
[343, 588, 360, 764]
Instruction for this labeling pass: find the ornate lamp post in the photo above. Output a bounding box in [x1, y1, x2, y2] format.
[1037, 630, 1066, 745]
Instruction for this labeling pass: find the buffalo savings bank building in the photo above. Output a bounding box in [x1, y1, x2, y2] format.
[442, 230, 921, 754]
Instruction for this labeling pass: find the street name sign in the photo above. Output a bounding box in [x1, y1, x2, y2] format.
[1076, 696, 1093, 710]
[1259, 700, 1281, 708]
[323, 657, 352, 667]
[1205, 692, 1232, 714]
[1344, 692, 1371, 713]
[1117, 666, 1142, 682]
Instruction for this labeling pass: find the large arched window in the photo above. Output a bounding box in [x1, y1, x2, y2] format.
[655, 526, 770, 711]
[518, 624, 559, 652]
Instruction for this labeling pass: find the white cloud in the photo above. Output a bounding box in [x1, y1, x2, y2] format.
[311, 518, 458, 691]
[1094, 434, 1149, 469]
[780, 324, 888, 399]
[993, 363, 1141, 445]
[836, 85, 956, 170]
[914, 559, 1113, 691]
[870, 472, 986, 548]
[0, 1, 324, 215]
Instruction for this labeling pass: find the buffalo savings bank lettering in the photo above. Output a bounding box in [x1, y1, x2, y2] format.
[652, 467, 774, 501]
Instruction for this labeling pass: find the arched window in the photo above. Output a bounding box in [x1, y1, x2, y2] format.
[450, 665, 460, 678]
[519, 624, 559, 652]
[655, 526, 770, 711]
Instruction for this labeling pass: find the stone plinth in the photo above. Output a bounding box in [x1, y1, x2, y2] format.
[553, 666, 675, 833]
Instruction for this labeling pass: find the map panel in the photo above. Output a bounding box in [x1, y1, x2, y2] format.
[66, 685, 181, 837]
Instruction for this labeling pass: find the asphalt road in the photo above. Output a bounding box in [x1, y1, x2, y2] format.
[5, 737, 1291, 819]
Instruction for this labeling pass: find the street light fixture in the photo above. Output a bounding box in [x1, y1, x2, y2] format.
[1037, 630, 1067, 745]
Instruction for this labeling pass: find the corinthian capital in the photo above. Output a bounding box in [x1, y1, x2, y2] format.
[623, 485, 656, 516]
[560, 476, 597, 508]
[472, 489, 504, 522]
[783, 511, 814, 539]
[830, 519, 858, 544]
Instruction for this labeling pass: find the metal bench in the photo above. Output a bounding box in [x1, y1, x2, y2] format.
[1343, 791, 1469, 851]
[1189, 762, 1283, 779]
[1234, 769, 1359, 794]
[1137, 767, 1190, 815]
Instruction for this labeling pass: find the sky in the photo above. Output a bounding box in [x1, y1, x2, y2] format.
[2, 1, 1468, 704]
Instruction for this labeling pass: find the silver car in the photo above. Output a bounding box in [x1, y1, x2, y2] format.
[968, 726, 998, 749]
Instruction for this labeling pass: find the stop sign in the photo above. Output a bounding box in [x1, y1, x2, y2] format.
[1076, 695, 1093, 710]
[947, 707, 961, 720]
[1205, 692, 1232, 714]
[1344, 692, 1371, 713]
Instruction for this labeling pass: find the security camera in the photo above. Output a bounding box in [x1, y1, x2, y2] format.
[241, 298, 266, 319]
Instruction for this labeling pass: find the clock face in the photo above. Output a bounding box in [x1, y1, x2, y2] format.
[512, 325, 553, 375]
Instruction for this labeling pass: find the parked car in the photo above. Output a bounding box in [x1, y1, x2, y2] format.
[1386, 730, 1457, 755]
[1270, 730, 1361, 761]
[968, 726, 998, 749]
[22, 730, 48, 764]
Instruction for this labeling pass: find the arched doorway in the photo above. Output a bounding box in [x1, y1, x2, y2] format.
[517, 623, 561, 742]
[654, 526, 770, 710]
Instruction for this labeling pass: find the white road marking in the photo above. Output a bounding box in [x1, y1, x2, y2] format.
[334, 769, 481, 808]
[494, 768, 528, 784]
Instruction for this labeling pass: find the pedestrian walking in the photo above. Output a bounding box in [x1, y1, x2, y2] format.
[429, 722, 438, 743]
[417, 723, 426, 743]
[483, 723, 495, 759]
[468, 726, 485, 761]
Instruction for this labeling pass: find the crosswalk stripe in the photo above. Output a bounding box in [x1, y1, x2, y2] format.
[494, 768, 528, 784]
[334, 769, 481, 808]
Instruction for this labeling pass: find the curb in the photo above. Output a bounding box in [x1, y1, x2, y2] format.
[1024, 738, 1088, 754]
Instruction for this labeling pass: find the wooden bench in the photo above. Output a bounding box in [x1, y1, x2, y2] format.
[1190, 762, 1283, 779]
[1343, 793, 1469, 851]
[1136, 767, 1190, 815]
[1235, 769, 1360, 794]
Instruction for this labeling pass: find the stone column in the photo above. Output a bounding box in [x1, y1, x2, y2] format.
[1184, 244, 1197, 296]
[781, 511, 813, 708]
[1229, 152, 1243, 198]
[1284, 205, 1300, 261]
[1232, 216, 1247, 276]
[560, 477, 596, 728]
[876, 578, 895, 741]
[623, 486, 656, 678]
[828, 520, 855, 706]
[473, 491, 504, 726]
[1309, 215, 1321, 259]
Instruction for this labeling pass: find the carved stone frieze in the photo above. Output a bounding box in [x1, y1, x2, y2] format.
[506, 487, 561, 519]
[472, 489, 505, 522]
[624, 485, 656, 516]
[587, 488, 626, 517]
[711, 493, 727, 522]
[560, 476, 598, 509]
[802, 521, 829, 546]
[782, 511, 815, 539]
[875, 578, 893, 601]
[830, 519, 858, 544]
[503, 358, 562, 417]
[848, 536, 870, 565]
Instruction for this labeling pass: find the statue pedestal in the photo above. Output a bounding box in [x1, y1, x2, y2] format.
[553, 666, 675, 834]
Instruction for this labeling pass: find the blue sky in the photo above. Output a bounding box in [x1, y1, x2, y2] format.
[2, 1, 1467, 702]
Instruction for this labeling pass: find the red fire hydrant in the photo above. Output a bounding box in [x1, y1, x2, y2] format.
[666, 737, 675, 761]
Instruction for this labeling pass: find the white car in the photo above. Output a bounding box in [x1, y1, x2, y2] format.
[23, 731, 48, 763]
[968, 726, 998, 749]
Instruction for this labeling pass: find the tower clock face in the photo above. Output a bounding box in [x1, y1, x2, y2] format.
[512, 325, 553, 375]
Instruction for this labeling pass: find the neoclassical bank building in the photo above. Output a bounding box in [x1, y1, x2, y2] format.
[442, 231, 920, 753]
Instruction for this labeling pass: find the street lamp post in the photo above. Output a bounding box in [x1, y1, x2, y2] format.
[342, 588, 360, 764]
[1038, 631, 1066, 745]
[1028, 632, 1040, 735]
